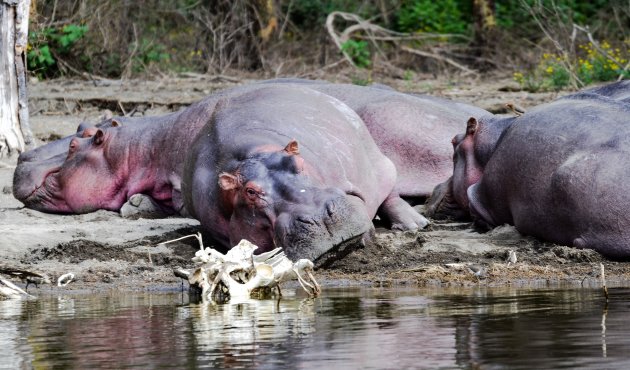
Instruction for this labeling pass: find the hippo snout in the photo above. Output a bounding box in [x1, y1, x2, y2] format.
[275, 194, 372, 261]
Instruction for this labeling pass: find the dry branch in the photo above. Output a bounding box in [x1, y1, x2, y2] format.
[401, 46, 478, 76]
[325, 11, 473, 74]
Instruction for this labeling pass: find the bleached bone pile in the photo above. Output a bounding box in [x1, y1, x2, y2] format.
[173, 236, 320, 303]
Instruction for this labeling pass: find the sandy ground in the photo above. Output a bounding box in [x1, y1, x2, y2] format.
[1, 72, 629, 297]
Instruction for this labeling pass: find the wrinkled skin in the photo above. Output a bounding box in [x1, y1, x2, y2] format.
[182, 85, 429, 260]
[432, 84, 630, 258]
[13, 84, 264, 214]
[14, 103, 218, 215]
[16, 79, 487, 212]
[13, 79, 487, 259]
[428, 79, 630, 220]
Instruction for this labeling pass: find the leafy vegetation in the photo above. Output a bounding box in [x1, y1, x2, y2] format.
[395, 0, 469, 34]
[26, 0, 629, 89]
[341, 39, 371, 68]
[27, 24, 88, 78]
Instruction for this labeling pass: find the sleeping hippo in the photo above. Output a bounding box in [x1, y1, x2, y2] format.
[182, 85, 432, 260]
[15, 80, 487, 208]
[13, 79, 487, 259]
[14, 84, 426, 260]
[428, 82, 630, 258]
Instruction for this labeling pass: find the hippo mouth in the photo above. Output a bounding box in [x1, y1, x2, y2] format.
[274, 193, 373, 261]
[15, 169, 72, 213]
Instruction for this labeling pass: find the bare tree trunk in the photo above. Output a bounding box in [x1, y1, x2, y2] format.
[471, 0, 497, 69]
[0, 0, 32, 158]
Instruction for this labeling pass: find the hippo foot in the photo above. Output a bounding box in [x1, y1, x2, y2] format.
[120, 194, 169, 219]
[378, 195, 430, 231]
[425, 177, 470, 221]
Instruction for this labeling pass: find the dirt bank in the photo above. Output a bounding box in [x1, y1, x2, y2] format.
[1, 73, 628, 296]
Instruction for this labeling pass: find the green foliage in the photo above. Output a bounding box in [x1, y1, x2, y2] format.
[576, 42, 630, 84]
[514, 42, 630, 92]
[131, 39, 170, 73]
[341, 39, 371, 68]
[395, 0, 469, 34]
[27, 24, 88, 78]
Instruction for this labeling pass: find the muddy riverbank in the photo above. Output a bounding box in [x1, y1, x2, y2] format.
[2, 73, 628, 296]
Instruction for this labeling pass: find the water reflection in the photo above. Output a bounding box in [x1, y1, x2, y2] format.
[0, 287, 628, 369]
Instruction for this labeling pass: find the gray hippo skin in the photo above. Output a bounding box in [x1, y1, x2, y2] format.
[427, 79, 630, 221]
[13, 79, 487, 259]
[435, 88, 630, 258]
[182, 85, 426, 260]
[15, 80, 487, 211]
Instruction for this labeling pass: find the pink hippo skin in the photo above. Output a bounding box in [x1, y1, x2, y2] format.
[13, 79, 488, 260]
[430, 80, 630, 258]
[15, 80, 487, 213]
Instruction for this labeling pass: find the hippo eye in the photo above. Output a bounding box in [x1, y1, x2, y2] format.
[246, 188, 257, 196]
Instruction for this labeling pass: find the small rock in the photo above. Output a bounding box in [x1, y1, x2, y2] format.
[2, 186, 12, 195]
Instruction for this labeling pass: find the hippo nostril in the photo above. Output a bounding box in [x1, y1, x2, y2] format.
[326, 202, 336, 218]
[296, 215, 316, 225]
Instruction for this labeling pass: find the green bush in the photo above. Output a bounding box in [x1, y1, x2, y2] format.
[514, 41, 630, 92]
[395, 0, 469, 34]
[341, 39, 371, 68]
[27, 24, 88, 78]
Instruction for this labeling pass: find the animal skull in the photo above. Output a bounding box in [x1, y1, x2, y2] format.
[187, 239, 320, 302]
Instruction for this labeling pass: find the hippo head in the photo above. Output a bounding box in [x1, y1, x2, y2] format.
[217, 140, 372, 261]
[450, 117, 485, 211]
[13, 117, 125, 212]
[427, 114, 513, 219]
[14, 127, 128, 213]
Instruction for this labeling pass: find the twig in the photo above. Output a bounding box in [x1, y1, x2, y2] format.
[325, 12, 357, 67]
[298, 58, 349, 78]
[158, 233, 204, 250]
[401, 46, 478, 76]
[123, 23, 139, 79]
[600, 263, 609, 303]
[117, 101, 127, 116]
[524, 0, 582, 88]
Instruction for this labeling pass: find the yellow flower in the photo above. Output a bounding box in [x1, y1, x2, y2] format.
[546, 66, 554, 74]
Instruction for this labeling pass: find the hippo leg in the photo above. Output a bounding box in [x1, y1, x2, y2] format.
[377, 193, 430, 230]
[467, 183, 497, 230]
[120, 194, 169, 219]
[425, 177, 469, 220]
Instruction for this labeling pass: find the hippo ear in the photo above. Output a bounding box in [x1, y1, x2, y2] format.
[218, 172, 241, 191]
[102, 110, 114, 120]
[93, 129, 105, 146]
[466, 117, 478, 135]
[284, 139, 300, 155]
[76, 122, 90, 133]
[110, 119, 122, 127]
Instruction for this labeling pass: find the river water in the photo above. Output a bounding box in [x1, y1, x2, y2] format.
[0, 285, 628, 369]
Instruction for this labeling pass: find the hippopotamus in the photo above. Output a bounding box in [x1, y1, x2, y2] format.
[16, 80, 487, 208]
[13, 83, 270, 214]
[429, 83, 630, 258]
[13, 79, 487, 259]
[182, 85, 433, 259]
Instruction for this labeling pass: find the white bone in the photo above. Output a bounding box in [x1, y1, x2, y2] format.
[181, 236, 320, 302]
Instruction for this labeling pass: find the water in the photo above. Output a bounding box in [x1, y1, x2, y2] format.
[1, 286, 629, 369]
